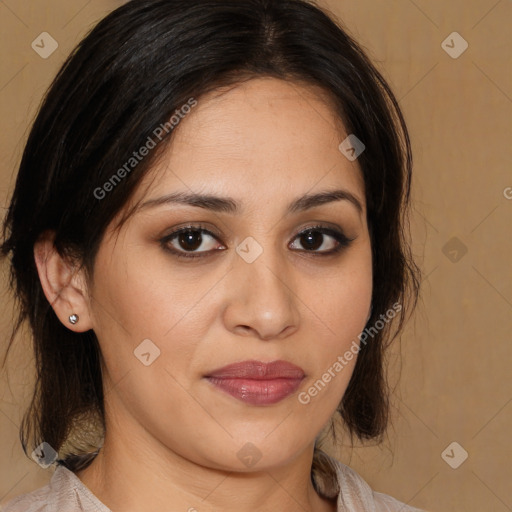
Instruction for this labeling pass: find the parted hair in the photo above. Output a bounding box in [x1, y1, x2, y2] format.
[1, 0, 420, 473]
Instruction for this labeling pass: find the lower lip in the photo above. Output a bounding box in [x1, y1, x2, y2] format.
[206, 377, 304, 405]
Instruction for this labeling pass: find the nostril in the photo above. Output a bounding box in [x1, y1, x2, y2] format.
[236, 325, 253, 336]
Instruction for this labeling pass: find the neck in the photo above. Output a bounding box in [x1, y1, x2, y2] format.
[76, 418, 336, 512]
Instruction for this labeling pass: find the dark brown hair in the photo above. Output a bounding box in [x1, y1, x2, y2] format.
[1, 0, 420, 472]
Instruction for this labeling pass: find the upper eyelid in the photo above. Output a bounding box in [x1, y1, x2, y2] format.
[164, 223, 346, 237]
[163, 225, 223, 243]
[162, 224, 350, 248]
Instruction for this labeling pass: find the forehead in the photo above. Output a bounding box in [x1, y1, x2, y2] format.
[132, 77, 366, 215]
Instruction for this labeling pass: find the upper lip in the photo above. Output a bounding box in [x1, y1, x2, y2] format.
[205, 360, 305, 379]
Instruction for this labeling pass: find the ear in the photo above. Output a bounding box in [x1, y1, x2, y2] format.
[33, 231, 94, 332]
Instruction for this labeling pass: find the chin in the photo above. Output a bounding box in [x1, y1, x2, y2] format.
[198, 434, 311, 473]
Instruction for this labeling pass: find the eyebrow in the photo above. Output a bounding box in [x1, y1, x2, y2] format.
[139, 188, 364, 216]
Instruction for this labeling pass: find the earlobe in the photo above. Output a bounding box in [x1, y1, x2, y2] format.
[33, 231, 93, 332]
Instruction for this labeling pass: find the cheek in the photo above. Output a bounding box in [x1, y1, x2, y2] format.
[311, 241, 372, 340]
[88, 229, 373, 457]
[326, 267, 372, 342]
[299, 243, 372, 399]
[88, 243, 223, 382]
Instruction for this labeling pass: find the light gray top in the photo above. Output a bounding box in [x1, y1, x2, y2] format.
[1, 450, 426, 511]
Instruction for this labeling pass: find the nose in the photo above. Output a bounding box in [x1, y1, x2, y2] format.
[222, 244, 301, 341]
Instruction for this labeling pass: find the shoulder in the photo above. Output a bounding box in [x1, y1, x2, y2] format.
[313, 449, 427, 512]
[1, 471, 57, 512]
[1, 464, 110, 512]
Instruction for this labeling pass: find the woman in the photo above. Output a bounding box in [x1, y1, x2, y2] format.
[1, 0, 424, 510]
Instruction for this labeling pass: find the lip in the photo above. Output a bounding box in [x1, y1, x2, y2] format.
[205, 360, 305, 406]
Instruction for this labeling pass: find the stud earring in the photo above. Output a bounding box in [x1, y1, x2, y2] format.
[69, 314, 79, 325]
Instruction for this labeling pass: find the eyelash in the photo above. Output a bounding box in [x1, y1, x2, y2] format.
[159, 223, 355, 260]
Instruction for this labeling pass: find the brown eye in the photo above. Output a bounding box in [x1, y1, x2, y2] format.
[161, 226, 224, 259]
[177, 230, 204, 251]
[160, 224, 354, 261]
[289, 226, 354, 254]
[297, 230, 325, 251]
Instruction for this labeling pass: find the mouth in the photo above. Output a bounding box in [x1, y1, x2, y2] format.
[204, 359, 306, 406]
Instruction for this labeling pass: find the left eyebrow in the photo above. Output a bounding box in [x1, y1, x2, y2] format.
[139, 188, 364, 216]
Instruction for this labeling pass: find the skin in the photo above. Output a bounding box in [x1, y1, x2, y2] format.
[34, 77, 373, 512]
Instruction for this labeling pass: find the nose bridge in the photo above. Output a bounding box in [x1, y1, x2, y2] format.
[224, 234, 300, 339]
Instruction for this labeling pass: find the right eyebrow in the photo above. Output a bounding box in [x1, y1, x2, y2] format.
[139, 188, 364, 216]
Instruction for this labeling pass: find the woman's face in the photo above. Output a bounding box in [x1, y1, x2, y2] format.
[86, 77, 372, 471]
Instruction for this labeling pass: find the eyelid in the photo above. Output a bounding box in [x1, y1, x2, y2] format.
[159, 223, 225, 258]
[290, 224, 355, 251]
[159, 222, 355, 259]
[160, 222, 223, 239]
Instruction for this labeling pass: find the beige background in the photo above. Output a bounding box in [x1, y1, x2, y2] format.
[0, 1, 511, 511]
